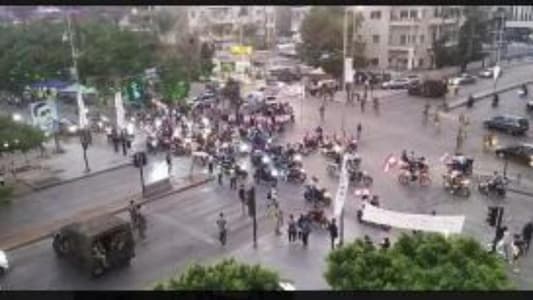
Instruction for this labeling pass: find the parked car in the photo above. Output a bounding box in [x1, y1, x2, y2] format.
[449, 73, 477, 85]
[494, 143, 533, 167]
[58, 118, 79, 136]
[483, 115, 529, 135]
[478, 67, 503, 79]
[408, 80, 447, 98]
[381, 78, 411, 89]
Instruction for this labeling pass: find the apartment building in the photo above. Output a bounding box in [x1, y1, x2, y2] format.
[352, 5, 464, 71]
[186, 6, 276, 47]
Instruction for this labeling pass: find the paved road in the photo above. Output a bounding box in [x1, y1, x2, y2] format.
[2, 61, 533, 290]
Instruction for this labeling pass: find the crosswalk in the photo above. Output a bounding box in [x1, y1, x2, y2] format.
[142, 184, 276, 247]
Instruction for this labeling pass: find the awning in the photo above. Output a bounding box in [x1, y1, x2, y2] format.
[30, 80, 71, 90]
[59, 83, 97, 94]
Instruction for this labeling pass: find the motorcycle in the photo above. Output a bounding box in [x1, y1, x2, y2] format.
[478, 178, 508, 197]
[306, 209, 330, 229]
[398, 169, 431, 187]
[442, 173, 471, 197]
[304, 185, 332, 207]
[285, 167, 307, 184]
[349, 170, 373, 187]
[254, 166, 279, 186]
[321, 144, 343, 161]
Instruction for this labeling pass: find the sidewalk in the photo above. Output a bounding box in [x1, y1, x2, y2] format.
[0, 174, 212, 252]
[1, 133, 131, 191]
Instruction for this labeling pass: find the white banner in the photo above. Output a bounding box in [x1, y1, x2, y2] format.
[77, 90, 88, 128]
[334, 154, 351, 217]
[362, 205, 465, 235]
[115, 91, 126, 130]
[344, 57, 353, 84]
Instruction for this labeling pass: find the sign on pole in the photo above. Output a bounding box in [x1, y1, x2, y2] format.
[334, 154, 352, 217]
[77, 89, 88, 128]
[344, 57, 354, 84]
[115, 91, 126, 130]
[493, 65, 501, 81]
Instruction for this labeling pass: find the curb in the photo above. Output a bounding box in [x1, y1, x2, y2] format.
[1, 175, 213, 252]
[447, 80, 533, 110]
[19, 162, 132, 191]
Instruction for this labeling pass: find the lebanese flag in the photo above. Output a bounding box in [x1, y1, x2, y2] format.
[440, 152, 451, 164]
[383, 154, 397, 173]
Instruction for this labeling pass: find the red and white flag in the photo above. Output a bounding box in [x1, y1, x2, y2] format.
[439, 152, 451, 164]
[383, 154, 397, 173]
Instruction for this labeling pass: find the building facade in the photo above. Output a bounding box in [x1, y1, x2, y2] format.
[186, 6, 276, 47]
[352, 5, 464, 71]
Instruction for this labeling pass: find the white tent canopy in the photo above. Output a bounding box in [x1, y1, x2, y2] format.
[59, 83, 97, 94]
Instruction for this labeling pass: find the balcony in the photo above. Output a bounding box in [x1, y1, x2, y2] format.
[389, 16, 423, 26]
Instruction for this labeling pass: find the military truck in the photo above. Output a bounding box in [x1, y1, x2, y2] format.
[52, 215, 135, 277]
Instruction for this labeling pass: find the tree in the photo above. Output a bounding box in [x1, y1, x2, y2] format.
[0, 21, 71, 95]
[298, 6, 365, 78]
[325, 233, 513, 290]
[157, 54, 190, 105]
[199, 42, 216, 78]
[154, 258, 281, 290]
[0, 116, 47, 155]
[432, 33, 457, 69]
[457, 6, 490, 72]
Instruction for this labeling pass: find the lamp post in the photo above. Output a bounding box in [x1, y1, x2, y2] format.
[341, 6, 349, 132]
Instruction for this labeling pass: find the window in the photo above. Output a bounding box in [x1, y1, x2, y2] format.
[411, 35, 417, 44]
[400, 35, 406, 45]
[410, 10, 418, 19]
[372, 35, 380, 44]
[400, 10, 408, 19]
[370, 11, 382, 19]
[418, 58, 424, 67]
[371, 58, 379, 66]
[420, 35, 425, 44]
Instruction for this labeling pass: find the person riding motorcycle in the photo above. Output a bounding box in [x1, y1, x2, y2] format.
[447, 169, 465, 189]
[489, 171, 505, 190]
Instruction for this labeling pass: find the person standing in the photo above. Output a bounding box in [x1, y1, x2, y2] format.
[275, 207, 284, 236]
[328, 218, 339, 250]
[216, 212, 227, 246]
[208, 156, 214, 175]
[319, 102, 325, 122]
[287, 214, 297, 243]
[128, 200, 138, 231]
[230, 170, 237, 190]
[136, 204, 147, 240]
[238, 184, 246, 216]
[217, 165, 223, 186]
[522, 221, 533, 254]
[166, 152, 172, 175]
[301, 217, 311, 248]
[356, 123, 362, 141]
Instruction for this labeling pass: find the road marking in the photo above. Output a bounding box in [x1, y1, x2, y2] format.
[148, 211, 219, 246]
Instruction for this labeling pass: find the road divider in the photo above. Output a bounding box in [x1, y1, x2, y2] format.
[447, 80, 533, 110]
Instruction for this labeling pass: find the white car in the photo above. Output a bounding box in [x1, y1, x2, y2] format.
[381, 78, 411, 89]
[448, 73, 476, 85]
[0, 250, 8, 276]
[479, 67, 503, 79]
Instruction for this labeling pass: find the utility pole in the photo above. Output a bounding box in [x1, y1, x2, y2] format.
[341, 6, 348, 132]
